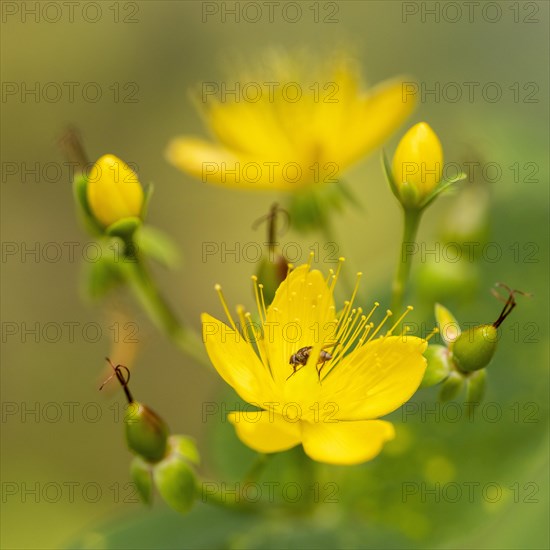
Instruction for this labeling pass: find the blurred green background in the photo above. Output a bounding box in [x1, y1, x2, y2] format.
[1, 1, 548, 548]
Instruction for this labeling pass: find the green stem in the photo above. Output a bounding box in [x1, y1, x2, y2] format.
[391, 208, 422, 314]
[243, 453, 271, 485]
[122, 253, 210, 368]
[195, 479, 260, 514]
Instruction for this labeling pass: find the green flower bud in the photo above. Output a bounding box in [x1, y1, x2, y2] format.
[130, 456, 153, 505]
[256, 255, 288, 304]
[154, 454, 197, 515]
[439, 370, 464, 402]
[125, 402, 169, 463]
[452, 324, 498, 373]
[421, 345, 452, 388]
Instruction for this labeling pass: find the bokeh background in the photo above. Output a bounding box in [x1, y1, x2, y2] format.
[1, 1, 549, 548]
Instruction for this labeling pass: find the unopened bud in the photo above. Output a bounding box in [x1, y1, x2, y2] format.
[125, 402, 169, 463]
[154, 454, 197, 515]
[420, 344, 452, 388]
[452, 324, 497, 373]
[130, 456, 153, 505]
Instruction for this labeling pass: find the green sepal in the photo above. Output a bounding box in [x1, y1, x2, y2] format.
[169, 435, 200, 465]
[420, 172, 467, 210]
[130, 456, 154, 506]
[125, 402, 169, 463]
[72, 174, 103, 236]
[287, 181, 358, 233]
[420, 345, 452, 388]
[466, 368, 487, 404]
[141, 182, 154, 220]
[106, 216, 142, 240]
[134, 225, 180, 269]
[382, 151, 400, 202]
[434, 303, 461, 346]
[452, 324, 498, 373]
[153, 455, 197, 515]
[438, 371, 464, 402]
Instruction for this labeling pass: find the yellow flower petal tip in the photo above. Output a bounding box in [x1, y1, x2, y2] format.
[168, 53, 415, 191]
[87, 154, 144, 228]
[202, 262, 427, 465]
[392, 122, 444, 206]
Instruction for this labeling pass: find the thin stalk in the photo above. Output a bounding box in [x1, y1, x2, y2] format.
[121, 252, 210, 368]
[391, 208, 422, 314]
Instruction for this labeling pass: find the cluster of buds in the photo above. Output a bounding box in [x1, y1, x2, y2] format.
[421, 285, 530, 401]
[101, 360, 199, 514]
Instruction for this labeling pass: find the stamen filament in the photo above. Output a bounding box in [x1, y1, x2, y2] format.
[368, 310, 393, 342]
[215, 284, 236, 331]
[386, 306, 414, 335]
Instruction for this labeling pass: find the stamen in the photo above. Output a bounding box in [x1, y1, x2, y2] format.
[336, 272, 362, 339]
[425, 326, 439, 341]
[333, 313, 368, 362]
[329, 257, 345, 294]
[251, 276, 266, 324]
[386, 306, 414, 335]
[368, 309, 393, 342]
[364, 302, 380, 324]
[358, 322, 375, 345]
[236, 305, 249, 341]
[258, 284, 268, 320]
[215, 284, 236, 331]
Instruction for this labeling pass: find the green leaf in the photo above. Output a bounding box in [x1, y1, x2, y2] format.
[134, 225, 180, 268]
[82, 254, 122, 300]
[130, 457, 154, 506]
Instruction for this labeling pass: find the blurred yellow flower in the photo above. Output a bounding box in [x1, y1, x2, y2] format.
[167, 54, 415, 191]
[87, 154, 143, 228]
[392, 122, 443, 206]
[202, 261, 427, 465]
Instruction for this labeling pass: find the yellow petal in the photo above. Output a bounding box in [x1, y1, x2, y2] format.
[301, 419, 395, 465]
[201, 313, 277, 404]
[207, 99, 294, 160]
[166, 136, 302, 191]
[228, 411, 301, 453]
[321, 336, 427, 420]
[329, 78, 416, 168]
[264, 265, 336, 389]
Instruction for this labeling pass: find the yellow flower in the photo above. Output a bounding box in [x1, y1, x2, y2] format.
[167, 54, 415, 191]
[87, 154, 144, 228]
[202, 260, 427, 465]
[392, 122, 443, 206]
